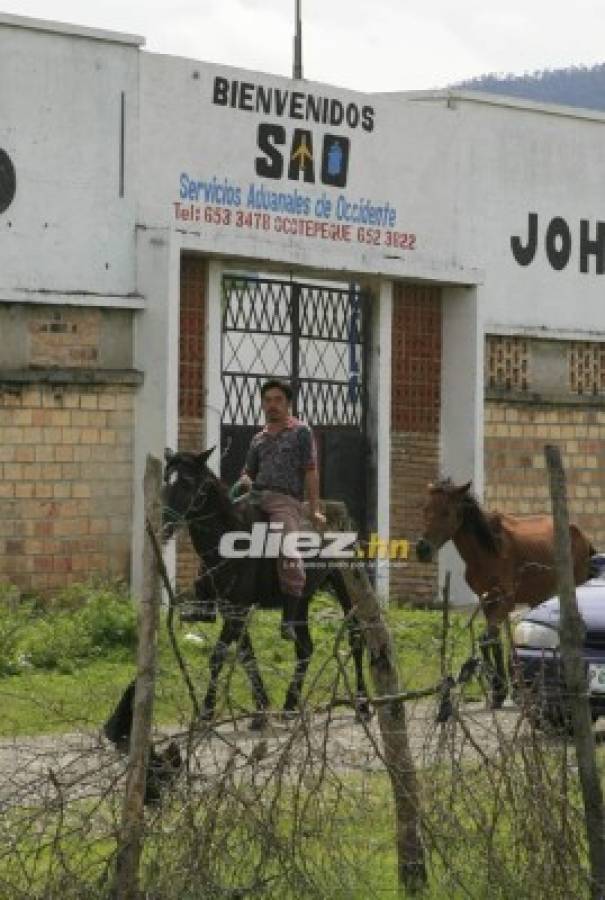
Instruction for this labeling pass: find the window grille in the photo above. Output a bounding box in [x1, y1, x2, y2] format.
[569, 341, 605, 395]
[486, 336, 529, 391]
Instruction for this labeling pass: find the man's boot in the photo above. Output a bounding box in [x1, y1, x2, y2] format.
[280, 594, 300, 641]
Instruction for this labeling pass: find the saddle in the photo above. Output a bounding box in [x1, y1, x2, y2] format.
[182, 493, 289, 622]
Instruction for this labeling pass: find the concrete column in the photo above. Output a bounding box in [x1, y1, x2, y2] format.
[367, 278, 392, 604]
[439, 284, 483, 605]
[205, 260, 223, 476]
[131, 229, 179, 597]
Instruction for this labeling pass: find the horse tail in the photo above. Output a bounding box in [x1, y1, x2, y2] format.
[103, 680, 135, 748]
[103, 679, 182, 804]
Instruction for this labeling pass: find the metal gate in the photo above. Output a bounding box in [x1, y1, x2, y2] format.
[220, 274, 369, 531]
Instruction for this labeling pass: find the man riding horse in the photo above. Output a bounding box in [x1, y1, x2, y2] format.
[239, 378, 326, 640]
[102, 380, 369, 759]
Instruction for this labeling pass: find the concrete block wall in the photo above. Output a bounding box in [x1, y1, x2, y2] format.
[390, 284, 441, 604]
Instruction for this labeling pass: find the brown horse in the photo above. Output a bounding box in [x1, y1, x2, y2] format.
[415, 478, 596, 706]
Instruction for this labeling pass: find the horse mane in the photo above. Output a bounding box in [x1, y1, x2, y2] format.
[167, 452, 245, 530]
[434, 478, 502, 555]
[201, 468, 246, 528]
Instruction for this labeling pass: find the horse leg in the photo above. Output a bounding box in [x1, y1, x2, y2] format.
[345, 616, 371, 721]
[236, 628, 271, 731]
[480, 624, 507, 709]
[283, 614, 314, 716]
[200, 618, 239, 721]
[330, 569, 371, 720]
[491, 627, 508, 708]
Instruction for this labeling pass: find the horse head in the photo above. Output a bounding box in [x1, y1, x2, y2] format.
[416, 479, 472, 562]
[161, 446, 216, 541]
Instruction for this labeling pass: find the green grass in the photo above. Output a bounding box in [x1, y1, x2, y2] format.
[0, 775, 399, 899]
[0, 581, 594, 899]
[0, 799, 119, 900]
[0, 759, 590, 899]
[0, 581, 477, 737]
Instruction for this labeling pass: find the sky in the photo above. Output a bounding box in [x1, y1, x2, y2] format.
[1, 0, 605, 93]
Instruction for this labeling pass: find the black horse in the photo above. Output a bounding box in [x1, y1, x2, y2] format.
[160, 447, 370, 728]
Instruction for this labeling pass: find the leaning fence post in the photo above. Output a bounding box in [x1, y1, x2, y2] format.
[342, 564, 426, 893]
[545, 444, 605, 900]
[115, 454, 163, 899]
[328, 501, 426, 894]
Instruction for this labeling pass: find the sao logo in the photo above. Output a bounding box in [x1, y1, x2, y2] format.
[211, 77, 371, 191]
[256, 125, 350, 189]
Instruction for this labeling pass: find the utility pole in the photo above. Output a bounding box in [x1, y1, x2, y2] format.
[293, 0, 303, 80]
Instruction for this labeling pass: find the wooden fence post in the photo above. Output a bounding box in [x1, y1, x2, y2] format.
[115, 454, 163, 899]
[545, 444, 605, 900]
[326, 501, 426, 894]
[341, 564, 426, 893]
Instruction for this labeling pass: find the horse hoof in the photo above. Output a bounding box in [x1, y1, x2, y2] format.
[490, 696, 506, 711]
[144, 742, 182, 806]
[248, 713, 268, 731]
[354, 700, 372, 723]
[102, 721, 119, 746]
[103, 723, 129, 753]
[436, 700, 453, 724]
[280, 622, 297, 642]
[163, 741, 183, 772]
[198, 706, 214, 723]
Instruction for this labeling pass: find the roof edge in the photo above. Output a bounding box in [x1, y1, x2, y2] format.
[385, 88, 605, 123]
[0, 11, 145, 47]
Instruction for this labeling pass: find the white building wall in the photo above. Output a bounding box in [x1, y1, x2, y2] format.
[0, 16, 141, 300]
[5, 14, 605, 601]
[4, 15, 605, 331]
[406, 92, 605, 337]
[136, 52, 478, 286]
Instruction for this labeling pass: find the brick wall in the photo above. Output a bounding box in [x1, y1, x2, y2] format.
[0, 304, 133, 371]
[485, 401, 605, 550]
[176, 256, 207, 592]
[0, 379, 136, 594]
[390, 284, 442, 605]
[28, 307, 101, 367]
[484, 335, 605, 552]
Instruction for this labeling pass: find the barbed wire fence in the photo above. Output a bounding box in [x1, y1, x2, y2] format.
[0, 454, 602, 898]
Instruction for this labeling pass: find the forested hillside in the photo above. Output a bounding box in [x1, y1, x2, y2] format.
[453, 64, 605, 111]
